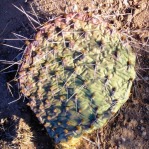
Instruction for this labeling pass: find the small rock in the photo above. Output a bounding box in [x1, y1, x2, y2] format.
[142, 131, 146, 136]
[140, 120, 143, 123]
[0, 119, 5, 124]
[122, 137, 126, 142]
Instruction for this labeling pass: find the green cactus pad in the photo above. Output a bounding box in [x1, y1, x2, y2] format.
[18, 13, 136, 146]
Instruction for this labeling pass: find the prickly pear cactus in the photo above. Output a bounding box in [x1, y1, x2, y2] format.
[18, 13, 136, 148]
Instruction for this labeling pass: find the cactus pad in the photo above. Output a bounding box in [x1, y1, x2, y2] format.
[18, 13, 136, 147]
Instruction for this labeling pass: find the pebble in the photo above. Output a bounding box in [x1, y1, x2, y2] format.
[140, 120, 143, 123]
[142, 131, 146, 136]
[122, 137, 126, 142]
[0, 119, 4, 124]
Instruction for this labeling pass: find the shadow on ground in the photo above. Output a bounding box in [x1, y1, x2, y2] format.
[0, 0, 54, 148]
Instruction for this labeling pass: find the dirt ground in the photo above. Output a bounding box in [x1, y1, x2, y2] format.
[0, 0, 149, 149]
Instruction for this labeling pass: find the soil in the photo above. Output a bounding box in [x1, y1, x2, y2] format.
[0, 0, 149, 149]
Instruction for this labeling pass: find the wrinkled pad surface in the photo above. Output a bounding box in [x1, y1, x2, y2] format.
[19, 13, 136, 143]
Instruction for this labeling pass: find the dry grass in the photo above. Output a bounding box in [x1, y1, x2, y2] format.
[12, 118, 34, 149]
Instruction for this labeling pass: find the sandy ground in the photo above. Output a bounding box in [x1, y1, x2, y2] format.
[0, 0, 149, 149]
